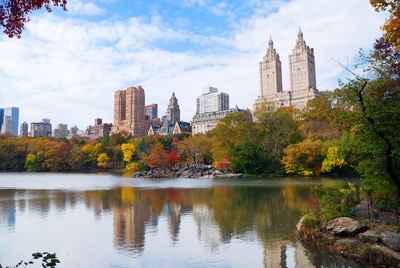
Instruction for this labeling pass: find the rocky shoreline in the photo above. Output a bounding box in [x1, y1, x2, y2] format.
[132, 164, 243, 179]
[296, 216, 400, 267]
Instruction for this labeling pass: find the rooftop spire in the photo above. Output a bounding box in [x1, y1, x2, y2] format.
[297, 26, 303, 41]
[268, 35, 273, 51]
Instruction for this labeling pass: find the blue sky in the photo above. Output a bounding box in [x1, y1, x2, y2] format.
[0, 0, 387, 131]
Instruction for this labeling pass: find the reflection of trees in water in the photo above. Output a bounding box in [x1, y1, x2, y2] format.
[0, 185, 310, 260]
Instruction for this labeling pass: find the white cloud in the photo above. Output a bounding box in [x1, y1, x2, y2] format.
[0, 0, 388, 132]
[208, 2, 228, 16]
[68, 1, 105, 16]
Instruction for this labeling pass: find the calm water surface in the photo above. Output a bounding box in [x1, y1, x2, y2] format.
[0, 173, 367, 267]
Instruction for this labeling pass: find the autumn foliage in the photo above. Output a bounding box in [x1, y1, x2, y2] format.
[370, 0, 400, 51]
[0, 0, 68, 38]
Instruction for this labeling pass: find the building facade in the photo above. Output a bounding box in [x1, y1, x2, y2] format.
[191, 106, 247, 135]
[166, 93, 180, 122]
[112, 86, 148, 137]
[148, 120, 191, 136]
[30, 119, 52, 137]
[145, 104, 158, 120]
[0, 107, 19, 136]
[191, 86, 239, 135]
[85, 118, 112, 139]
[20, 121, 28, 137]
[254, 29, 318, 111]
[196, 86, 229, 114]
[52, 123, 68, 137]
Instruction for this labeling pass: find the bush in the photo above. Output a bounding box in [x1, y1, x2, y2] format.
[311, 183, 359, 222]
[360, 246, 385, 263]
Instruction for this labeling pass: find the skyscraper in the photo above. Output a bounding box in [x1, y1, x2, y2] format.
[254, 28, 318, 110]
[166, 93, 180, 123]
[112, 86, 148, 137]
[0, 107, 19, 136]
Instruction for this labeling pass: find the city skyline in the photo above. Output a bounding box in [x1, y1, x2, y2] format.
[0, 0, 387, 129]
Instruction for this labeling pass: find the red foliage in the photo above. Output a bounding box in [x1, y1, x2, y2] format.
[166, 150, 181, 168]
[215, 161, 230, 170]
[1, 0, 68, 38]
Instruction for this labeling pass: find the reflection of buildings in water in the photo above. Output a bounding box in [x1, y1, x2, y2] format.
[27, 190, 51, 216]
[112, 205, 153, 253]
[0, 194, 16, 230]
[192, 204, 222, 250]
[166, 202, 181, 243]
[262, 241, 314, 268]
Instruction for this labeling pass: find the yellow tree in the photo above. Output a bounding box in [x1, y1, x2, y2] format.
[97, 153, 110, 168]
[281, 137, 328, 176]
[121, 143, 138, 170]
[370, 0, 400, 51]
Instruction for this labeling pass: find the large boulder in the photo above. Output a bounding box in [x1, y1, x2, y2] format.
[380, 231, 400, 252]
[357, 230, 380, 243]
[326, 217, 368, 236]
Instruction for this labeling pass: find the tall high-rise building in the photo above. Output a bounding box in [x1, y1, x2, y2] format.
[0, 107, 19, 136]
[254, 28, 318, 111]
[112, 86, 148, 137]
[196, 86, 229, 114]
[20, 121, 28, 137]
[145, 104, 158, 120]
[259, 36, 283, 96]
[166, 93, 180, 122]
[191, 86, 243, 135]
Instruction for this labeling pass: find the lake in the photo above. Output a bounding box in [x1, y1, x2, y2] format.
[0, 173, 368, 267]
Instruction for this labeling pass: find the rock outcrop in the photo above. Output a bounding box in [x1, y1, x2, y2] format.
[132, 164, 242, 179]
[326, 217, 368, 236]
[296, 216, 400, 266]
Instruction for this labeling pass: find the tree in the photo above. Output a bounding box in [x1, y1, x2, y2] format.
[255, 107, 300, 156]
[281, 137, 327, 176]
[210, 111, 262, 163]
[321, 146, 347, 174]
[300, 92, 340, 140]
[97, 152, 110, 168]
[166, 150, 181, 168]
[370, 0, 400, 51]
[0, 0, 68, 38]
[121, 143, 136, 163]
[178, 134, 212, 165]
[141, 141, 167, 169]
[338, 37, 400, 197]
[229, 138, 266, 175]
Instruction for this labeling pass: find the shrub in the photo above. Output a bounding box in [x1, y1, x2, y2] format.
[311, 183, 359, 222]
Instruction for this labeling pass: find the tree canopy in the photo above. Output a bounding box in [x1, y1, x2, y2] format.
[370, 0, 400, 51]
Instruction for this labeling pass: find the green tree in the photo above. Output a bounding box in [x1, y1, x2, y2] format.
[210, 111, 262, 164]
[229, 138, 266, 175]
[254, 106, 300, 157]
